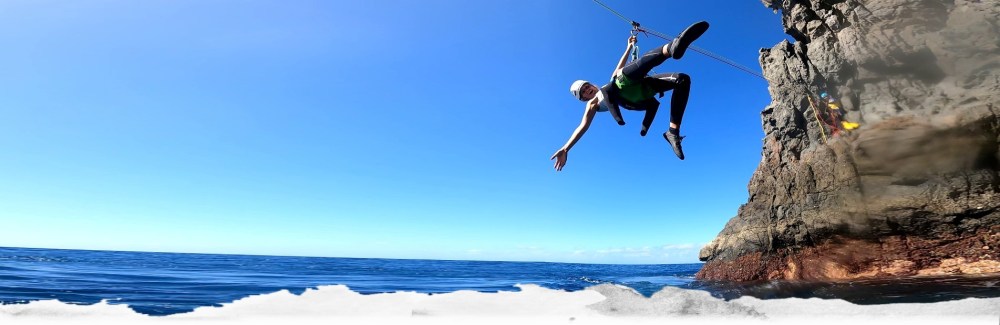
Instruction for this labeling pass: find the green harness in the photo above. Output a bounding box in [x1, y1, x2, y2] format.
[614, 74, 657, 104]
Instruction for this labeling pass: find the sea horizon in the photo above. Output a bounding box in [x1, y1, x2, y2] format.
[0, 245, 706, 266]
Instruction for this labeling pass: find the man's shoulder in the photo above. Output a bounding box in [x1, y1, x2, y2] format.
[592, 87, 613, 113]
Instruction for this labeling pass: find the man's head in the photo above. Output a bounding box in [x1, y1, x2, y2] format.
[569, 80, 598, 102]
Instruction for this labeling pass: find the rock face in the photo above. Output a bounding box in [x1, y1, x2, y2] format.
[697, 0, 1000, 281]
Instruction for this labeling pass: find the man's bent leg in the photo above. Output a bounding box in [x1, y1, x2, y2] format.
[645, 73, 691, 160]
[646, 73, 690, 132]
[621, 45, 669, 81]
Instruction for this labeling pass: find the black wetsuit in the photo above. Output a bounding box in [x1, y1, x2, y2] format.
[600, 44, 691, 136]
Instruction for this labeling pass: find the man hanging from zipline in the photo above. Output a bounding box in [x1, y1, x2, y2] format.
[551, 21, 709, 171]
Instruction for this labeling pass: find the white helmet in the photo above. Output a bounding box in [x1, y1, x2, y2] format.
[569, 80, 590, 101]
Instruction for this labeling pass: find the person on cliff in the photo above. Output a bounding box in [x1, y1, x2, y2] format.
[551, 21, 709, 171]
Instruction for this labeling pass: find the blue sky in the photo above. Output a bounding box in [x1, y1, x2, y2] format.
[0, 0, 789, 264]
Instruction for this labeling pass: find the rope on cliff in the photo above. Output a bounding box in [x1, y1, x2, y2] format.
[806, 93, 830, 143]
[592, 0, 768, 81]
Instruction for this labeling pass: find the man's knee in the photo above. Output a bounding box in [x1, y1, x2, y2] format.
[675, 73, 690, 86]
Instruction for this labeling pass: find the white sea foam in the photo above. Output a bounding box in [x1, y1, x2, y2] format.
[1, 284, 998, 325]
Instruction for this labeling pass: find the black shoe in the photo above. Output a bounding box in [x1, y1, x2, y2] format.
[669, 21, 709, 60]
[663, 132, 685, 160]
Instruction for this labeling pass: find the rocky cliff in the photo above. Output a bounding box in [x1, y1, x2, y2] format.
[697, 0, 1000, 281]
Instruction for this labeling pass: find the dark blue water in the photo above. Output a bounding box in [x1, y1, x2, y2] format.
[2, 247, 998, 316]
[0, 247, 700, 315]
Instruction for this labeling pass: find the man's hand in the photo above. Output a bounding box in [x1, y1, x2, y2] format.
[550, 148, 568, 171]
[627, 35, 637, 46]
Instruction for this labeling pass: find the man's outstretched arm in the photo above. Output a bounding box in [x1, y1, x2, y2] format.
[551, 100, 599, 171]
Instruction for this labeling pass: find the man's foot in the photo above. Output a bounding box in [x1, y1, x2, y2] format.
[669, 21, 709, 60]
[663, 132, 685, 160]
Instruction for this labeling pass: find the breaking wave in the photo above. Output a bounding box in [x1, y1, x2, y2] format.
[2, 283, 997, 325]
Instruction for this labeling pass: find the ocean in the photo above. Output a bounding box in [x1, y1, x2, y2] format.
[1, 246, 999, 323]
[0, 247, 702, 315]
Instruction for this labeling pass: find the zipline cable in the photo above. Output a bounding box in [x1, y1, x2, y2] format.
[592, 0, 768, 81]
